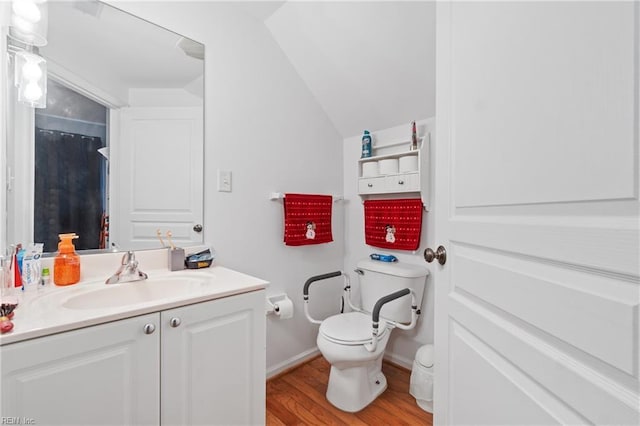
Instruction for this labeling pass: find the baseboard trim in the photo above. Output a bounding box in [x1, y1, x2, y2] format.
[266, 349, 415, 379]
[384, 352, 414, 371]
[266, 347, 321, 380]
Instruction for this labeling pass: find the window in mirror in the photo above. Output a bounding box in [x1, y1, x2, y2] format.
[34, 79, 108, 252]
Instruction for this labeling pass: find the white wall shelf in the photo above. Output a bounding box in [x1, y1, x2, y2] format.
[357, 134, 430, 210]
[358, 149, 418, 163]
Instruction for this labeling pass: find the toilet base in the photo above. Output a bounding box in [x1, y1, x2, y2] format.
[325, 357, 388, 412]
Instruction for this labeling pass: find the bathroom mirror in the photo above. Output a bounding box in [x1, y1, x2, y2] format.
[4, 0, 205, 253]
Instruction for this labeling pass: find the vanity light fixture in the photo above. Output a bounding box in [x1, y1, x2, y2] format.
[7, 0, 49, 108]
[8, 0, 49, 47]
[14, 50, 47, 108]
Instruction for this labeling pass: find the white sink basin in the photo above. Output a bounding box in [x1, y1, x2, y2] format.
[62, 276, 210, 310]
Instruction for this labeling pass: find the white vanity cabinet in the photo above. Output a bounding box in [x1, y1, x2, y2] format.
[0, 312, 160, 425]
[161, 290, 266, 425]
[0, 289, 266, 426]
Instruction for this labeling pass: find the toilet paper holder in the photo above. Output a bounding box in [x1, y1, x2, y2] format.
[265, 293, 293, 318]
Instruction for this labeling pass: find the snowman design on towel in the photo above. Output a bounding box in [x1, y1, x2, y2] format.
[385, 224, 396, 243]
[306, 221, 316, 239]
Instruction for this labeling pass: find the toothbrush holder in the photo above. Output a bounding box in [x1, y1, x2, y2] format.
[168, 247, 185, 271]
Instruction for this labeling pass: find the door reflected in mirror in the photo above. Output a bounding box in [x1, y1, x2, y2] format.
[5, 0, 205, 254]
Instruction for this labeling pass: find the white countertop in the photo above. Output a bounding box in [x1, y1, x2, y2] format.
[0, 265, 268, 346]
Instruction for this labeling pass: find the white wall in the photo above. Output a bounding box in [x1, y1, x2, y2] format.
[127, 88, 202, 107]
[5, 79, 35, 250]
[0, 3, 8, 254]
[110, 1, 345, 374]
[343, 119, 436, 368]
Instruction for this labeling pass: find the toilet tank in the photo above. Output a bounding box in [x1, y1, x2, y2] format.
[357, 259, 429, 324]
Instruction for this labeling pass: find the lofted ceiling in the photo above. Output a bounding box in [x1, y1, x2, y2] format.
[262, 1, 436, 138]
[40, 1, 435, 137]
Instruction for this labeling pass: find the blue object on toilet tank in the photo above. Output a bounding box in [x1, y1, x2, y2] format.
[370, 253, 398, 262]
[361, 130, 372, 158]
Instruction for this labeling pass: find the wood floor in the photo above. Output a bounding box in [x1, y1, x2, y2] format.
[266, 356, 433, 425]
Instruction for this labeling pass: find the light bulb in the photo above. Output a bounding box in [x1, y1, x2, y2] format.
[12, 0, 42, 24]
[22, 59, 43, 81]
[23, 82, 43, 102]
[11, 15, 35, 34]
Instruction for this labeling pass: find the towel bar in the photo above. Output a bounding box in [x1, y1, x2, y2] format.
[360, 199, 427, 211]
[269, 192, 344, 202]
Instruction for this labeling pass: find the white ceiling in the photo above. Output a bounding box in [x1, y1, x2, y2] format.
[263, 1, 436, 138]
[234, 1, 286, 22]
[41, 1, 203, 102]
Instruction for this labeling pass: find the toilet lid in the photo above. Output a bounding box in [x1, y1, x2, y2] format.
[319, 312, 388, 345]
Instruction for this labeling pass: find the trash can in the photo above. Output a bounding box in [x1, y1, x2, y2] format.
[409, 344, 434, 413]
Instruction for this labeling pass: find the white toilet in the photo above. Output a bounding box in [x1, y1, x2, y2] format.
[303, 259, 429, 412]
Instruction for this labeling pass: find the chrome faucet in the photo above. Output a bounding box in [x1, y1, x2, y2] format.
[106, 251, 148, 284]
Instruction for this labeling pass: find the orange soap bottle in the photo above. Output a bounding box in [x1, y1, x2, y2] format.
[54, 233, 81, 286]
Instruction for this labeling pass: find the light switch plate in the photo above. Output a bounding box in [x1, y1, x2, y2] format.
[217, 170, 232, 192]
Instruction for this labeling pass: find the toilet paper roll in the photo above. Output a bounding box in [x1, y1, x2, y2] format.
[362, 161, 378, 177]
[399, 155, 419, 172]
[378, 158, 399, 175]
[274, 297, 294, 319]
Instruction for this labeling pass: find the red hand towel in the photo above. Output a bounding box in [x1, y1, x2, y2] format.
[364, 199, 423, 251]
[284, 194, 333, 246]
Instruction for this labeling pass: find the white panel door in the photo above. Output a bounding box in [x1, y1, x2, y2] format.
[113, 107, 203, 250]
[1, 313, 160, 426]
[160, 290, 266, 426]
[434, 2, 639, 425]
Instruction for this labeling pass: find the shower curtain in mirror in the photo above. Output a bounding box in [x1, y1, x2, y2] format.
[34, 128, 105, 252]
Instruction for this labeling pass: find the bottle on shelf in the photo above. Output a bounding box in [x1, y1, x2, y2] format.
[361, 130, 372, 158]
[410, 121, 418, 151]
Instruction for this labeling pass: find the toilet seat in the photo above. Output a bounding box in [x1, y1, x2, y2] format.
[319, 312, 388, 345]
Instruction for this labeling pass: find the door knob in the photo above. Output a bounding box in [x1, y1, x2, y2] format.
[193, 224, 203, 233]
[424, 246, 447, 265]
[143, 323, 156, 334]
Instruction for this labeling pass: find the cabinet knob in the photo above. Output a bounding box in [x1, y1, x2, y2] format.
[367, 183, 373, 187]
[143, 323, 156, 334]
[170, 317, 182, 328]
[193, 224, 203, 233]
[398, 180, 404, 185]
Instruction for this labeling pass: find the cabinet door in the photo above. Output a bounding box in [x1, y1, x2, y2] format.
[1, 313, 160, 426]
[161, 290, 266, 426]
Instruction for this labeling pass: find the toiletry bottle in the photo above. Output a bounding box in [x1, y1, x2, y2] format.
[410, 121, 418, 151]
[41, 267, 51, 286]
[11, 245, 21, 288]
[16, 245, 25, 282]
[0, 256, 10, 296]
[54, 233, 81, 286]
[361, 130, 372, 158]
